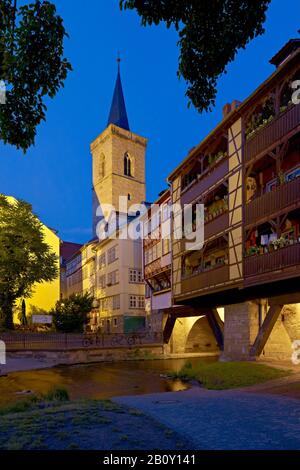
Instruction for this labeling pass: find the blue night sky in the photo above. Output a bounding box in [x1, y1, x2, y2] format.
[0, 0, 299, 243]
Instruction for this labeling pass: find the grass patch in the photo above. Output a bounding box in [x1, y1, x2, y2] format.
[169, 361, 290, 390]
[0, 387, 69, 416]
[43, 388, 70, 402]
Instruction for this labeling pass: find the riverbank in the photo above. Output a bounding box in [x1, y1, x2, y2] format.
[2, 371, 300, 450]
[113, 382, 300, 449]
[0, 350, 219, 376]
[0, 398, 189, 450]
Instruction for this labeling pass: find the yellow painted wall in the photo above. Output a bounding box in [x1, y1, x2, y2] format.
[25, 224, 60, 313]
[4, 197, 60, 323]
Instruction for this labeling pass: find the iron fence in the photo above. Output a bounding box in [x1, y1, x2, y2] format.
[0, 331, 163, 351]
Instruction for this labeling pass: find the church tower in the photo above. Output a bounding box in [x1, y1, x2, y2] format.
[91, 61, 147, 236]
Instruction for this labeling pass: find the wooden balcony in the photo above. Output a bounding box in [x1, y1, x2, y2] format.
[181, 264, 229, 295]
[179, 211, 229, 254]
[245, 104, 300, 162]
[245, 177, 300, 226]
[244, 243, 300, 284]
[205, 211, 229, 239]
[181, 158, 229, 205]
[145, 259, 170, 279]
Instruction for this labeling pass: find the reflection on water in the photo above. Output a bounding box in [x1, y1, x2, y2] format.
[0, 357, 217, 406]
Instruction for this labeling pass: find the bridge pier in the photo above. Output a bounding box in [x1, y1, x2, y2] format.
[222, 300, 300, 362]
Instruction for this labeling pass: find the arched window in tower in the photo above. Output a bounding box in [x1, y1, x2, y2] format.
[99, 154, 105, 179]
[124, 152, 132, 177]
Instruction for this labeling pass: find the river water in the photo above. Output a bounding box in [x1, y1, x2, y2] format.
[0, 357, 217, 406]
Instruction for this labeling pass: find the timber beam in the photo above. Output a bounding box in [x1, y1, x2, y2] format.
[250, 304, 283, 358]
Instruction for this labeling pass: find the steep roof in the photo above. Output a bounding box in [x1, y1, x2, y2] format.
[107, 63, 130, 131]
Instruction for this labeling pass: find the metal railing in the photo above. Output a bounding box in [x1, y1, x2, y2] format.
[0, 331, 163, 351]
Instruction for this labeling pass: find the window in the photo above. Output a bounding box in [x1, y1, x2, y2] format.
[98, 274, 106, 289]
[99, 154, 105, 179]
[113, 318, 118, 327]
[138, 296, 145, 309]
[162, 203, 171, 222]
[286, 166, 300, 182]
[129, 295, 144, 309]
[129, 269, 143, 283]
[112, 295, 120, 310]
[162, 238, 170, 255]
[108, 246, 118, 264]
[145, 285, 151, 298]
[107, 270, 119, 286]
[124, 152, 132, 177]
[98, 252, 106, 268]
[129, 295, 137, 309]
[100, 298, 108, 311]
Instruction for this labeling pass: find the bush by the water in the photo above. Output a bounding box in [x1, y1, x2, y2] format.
[51, 293, 93, 333]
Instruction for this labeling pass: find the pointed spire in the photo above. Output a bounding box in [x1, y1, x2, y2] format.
[107, 56, 130, 131]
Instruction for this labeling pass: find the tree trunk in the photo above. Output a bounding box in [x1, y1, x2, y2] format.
[0, 301, 14, 330]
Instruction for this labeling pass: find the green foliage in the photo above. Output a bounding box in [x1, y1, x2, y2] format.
[169, 360, 290, 390]
[0, 195, 58, 329]
[43, 387, 70, 402]
[0, 387, 69, 416]
[52, 292, 93, 333]
[0, 0, 71, 151]
[120, 0, 271, 112]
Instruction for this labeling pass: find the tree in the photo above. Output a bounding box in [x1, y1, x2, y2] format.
[120, 0, 271, 112]
[0, 195, 58, 329]
[0, 0, 71, 152]
[52, 293, 94, 333]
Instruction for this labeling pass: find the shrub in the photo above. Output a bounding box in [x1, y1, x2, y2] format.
[51, 293, 93, 333]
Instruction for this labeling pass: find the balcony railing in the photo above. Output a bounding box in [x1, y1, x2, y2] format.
[245, 177, 300, 225]
[245, 104, 300, 162]
[205, 211, 229, 239]
[180, 211, 229, 254]
[244, 242, 300, 278]
[181, 158, 229, 205]
[181, 263, 229, 294]
[145, 259, 171, 279]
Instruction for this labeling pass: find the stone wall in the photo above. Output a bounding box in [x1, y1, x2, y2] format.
[7, 345, 164, 367]
[262, 304, 300, 361]
[222, 301, 259, 361]
[223, 301, 300, 361]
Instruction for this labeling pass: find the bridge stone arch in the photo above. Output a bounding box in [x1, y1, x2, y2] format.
[164, 308, 224, 355]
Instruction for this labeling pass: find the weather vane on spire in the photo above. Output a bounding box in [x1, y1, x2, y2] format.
[117, 51, 121, 70]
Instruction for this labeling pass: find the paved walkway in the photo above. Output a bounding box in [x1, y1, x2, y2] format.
[0, 356, 58, 376]
[114, 387, 300, 450]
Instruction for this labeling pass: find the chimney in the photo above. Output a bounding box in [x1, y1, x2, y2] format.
[223, 100, 241, 119]
[223, 103, 232, 118]
[231, 100, 241, 111]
